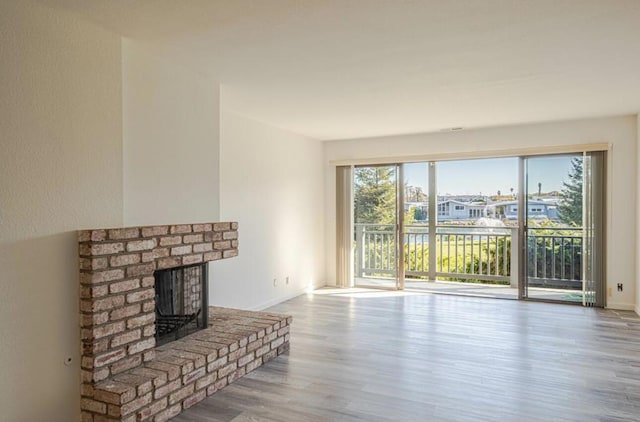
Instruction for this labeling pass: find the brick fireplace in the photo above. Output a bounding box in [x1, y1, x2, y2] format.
[78, 222, 291, 421]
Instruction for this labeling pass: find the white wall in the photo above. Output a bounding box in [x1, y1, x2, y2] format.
[637, 113, 640, 316]
[324, 116, 637, 310]
[210, 110, 325, 310]
[122, 39, 220, 226]
[0, 2, 123, 421]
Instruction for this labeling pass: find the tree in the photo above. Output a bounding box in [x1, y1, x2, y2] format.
[558, 157, 583, 226]
[353, 167, 416, 225]
[354, 167, 396, 224]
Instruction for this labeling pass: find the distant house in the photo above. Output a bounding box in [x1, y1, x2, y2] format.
[406, 198, 559, 222]
[437, 200, 488, 220]
[489, 200, 558, 221]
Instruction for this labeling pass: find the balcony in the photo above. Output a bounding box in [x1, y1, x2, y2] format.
[354, 223, 583, 299]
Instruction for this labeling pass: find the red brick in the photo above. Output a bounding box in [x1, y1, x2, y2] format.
[246, 358, 262, 373]
[170, 245, 192, 256]
[94, 348, 127, 367]
[109, 278, 140, 294]
[207, 356, 228, 372]
[111, 329, 141, 347]
[80, 284, 109, 299]
[192, 224, 212, 232]
[207, 378, 227, 396]
[168, 384, 194, 406]
[182, 389, 206, 409]
[110, 304, 141, 320]
[109, 254, 141, 267]
[141, 226, 169, 237]
[119, 392, 152, 417]
[127, 313, 155, 329]
[213, 241, 231, 250]
[157, 257, 181, 269]
[255, 344, 270, 358]
[227, 367, 246, 384]
[126, 239, 157, 252]
[126, 263, 155, 277]
[146, 361, 181, 381]
[86, 242, 124, 256]
[223, 250, 238, 258]
[79, 257, 108, 270]
[128, 338, 155, 355]
[126, 288, 154, 304]
[81, 398, 107, 414]
[110, 354, 142, 375]
[153, 378, 181, 400]
[193, 243, 213, 253]
[170, 224, 192, 234]
[135, 397, 167, 421]
[182, 254, 203, 265]
[159, 236, 182, 246]
[223, 231, 238, 240]
[203, 251, 222, 262]
[80, 269, 125, 285]
[90, 321, 126, 339]
[182, 366, 206, 385]
[108, 228, 140, 240]
[213, 223, 230, 231]
[131, 367, 168, 387]
[271, 336, 285, 350]
[141, 276, 155, 287]
[195, 372, 217, 391]
[204, 231, 222, 242]
[218, 362, 237, 378]
[183, 234, 203, 243]
[238, 352, 255, 368]
[93, 381, 136, 405]
[153, 404, 181, 422]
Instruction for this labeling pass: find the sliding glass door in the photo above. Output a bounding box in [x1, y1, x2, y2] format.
[521, 153, 605, 305]
[353, 165, 400, 289]
[339, 151, 606, 306]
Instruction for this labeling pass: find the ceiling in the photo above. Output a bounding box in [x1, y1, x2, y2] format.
[39, 0, 640, 140]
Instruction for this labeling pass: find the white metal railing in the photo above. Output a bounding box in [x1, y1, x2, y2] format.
[354, 223, 583, 288]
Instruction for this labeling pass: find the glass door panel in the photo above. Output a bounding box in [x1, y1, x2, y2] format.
[353, 165, 399, 289]
[523, 155, 585, 302]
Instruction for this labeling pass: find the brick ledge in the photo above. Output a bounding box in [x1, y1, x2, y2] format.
[81, 307, 291, 422]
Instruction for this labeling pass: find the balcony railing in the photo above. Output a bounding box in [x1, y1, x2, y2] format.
[354, 223, 583, 289]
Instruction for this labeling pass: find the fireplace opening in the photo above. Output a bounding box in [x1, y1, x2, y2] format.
[154, 263, 208, 346]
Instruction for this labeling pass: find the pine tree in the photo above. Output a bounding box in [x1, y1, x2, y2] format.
[354, 167, 397, 224]
[558, 157, 583, 226]
[353, 167, 416, 225]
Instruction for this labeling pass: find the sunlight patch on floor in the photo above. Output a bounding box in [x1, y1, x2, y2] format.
[310, 287, 428, 298]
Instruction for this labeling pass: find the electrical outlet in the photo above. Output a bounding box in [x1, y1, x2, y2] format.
[285, 276, 289, 285]
[617, 283, 623, 292]
[608, 287, 612, 297]
[273, 278, 277, 287]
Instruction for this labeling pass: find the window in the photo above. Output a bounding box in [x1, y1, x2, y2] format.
[454, 205, 464, 210]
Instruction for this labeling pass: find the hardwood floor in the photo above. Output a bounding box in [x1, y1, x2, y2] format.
[173, 288, 640, 422]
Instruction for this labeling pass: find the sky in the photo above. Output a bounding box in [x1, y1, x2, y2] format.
[404, 155, 578, 196]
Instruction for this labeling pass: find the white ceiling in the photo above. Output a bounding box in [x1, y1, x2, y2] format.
[40, 0, 640, 140]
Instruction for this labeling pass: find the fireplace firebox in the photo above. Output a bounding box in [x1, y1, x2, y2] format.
[154, 263, 208, 346]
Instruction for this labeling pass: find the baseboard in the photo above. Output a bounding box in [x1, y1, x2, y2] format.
[605, 302, 637, 311]
[251, 282, 326, 311]
[635, 304, 640, 317]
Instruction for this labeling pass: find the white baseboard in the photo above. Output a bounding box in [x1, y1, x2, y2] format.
[605, 302, 637, 311]
[250, 282, 326, 311]
[635, 304, 640, 317]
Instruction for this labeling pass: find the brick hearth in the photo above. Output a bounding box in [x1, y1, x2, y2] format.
[77, 222, 292, 422]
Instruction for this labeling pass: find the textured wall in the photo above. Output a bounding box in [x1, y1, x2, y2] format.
[0, 2, 123, 421]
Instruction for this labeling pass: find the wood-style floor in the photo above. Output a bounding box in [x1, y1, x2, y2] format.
[174, 288, 640, 422]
